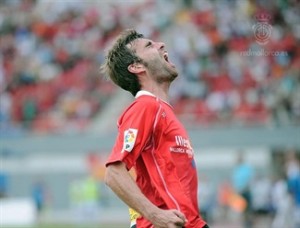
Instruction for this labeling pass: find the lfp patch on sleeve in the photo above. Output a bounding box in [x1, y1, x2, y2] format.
[122, 128, 138, 152]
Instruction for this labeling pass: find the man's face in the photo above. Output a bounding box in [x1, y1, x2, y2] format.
[129, 38, 178, 82]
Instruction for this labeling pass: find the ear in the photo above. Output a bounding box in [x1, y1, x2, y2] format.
[128, 63, 145, 74]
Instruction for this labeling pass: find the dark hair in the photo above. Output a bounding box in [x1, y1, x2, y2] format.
[102, 29, 144, 96]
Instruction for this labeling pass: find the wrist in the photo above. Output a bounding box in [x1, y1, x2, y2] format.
[143, 205, 160, 222]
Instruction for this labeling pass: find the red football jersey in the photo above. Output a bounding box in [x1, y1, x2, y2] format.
[106, 91, 206, 228]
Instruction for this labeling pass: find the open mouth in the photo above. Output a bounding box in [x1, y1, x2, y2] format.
[163, 52, 175, 68]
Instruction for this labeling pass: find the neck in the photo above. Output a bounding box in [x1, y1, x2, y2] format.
[137, 70, 174, 102]
[141, 82, 170, 102]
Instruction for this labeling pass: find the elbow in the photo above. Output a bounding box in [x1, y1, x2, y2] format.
[104, 161, 125, 188]
[104, 165, 113, 187]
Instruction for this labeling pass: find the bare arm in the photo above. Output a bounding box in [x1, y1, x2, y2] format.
[104, 162, 187, 228]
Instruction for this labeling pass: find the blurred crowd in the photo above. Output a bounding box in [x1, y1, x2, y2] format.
[0, 0, 117, 134]
[198, 149, 300, 228]
[0, 0, 299, 134]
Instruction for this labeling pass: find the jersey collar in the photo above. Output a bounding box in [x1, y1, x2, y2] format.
[135, 90, 156, 99]
[135, 90, 173, 108]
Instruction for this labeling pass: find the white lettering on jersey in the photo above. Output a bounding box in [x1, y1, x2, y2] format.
[175, 136, 192, 148]
[122, 128, 138, 153]
[172, 136, 194, 157]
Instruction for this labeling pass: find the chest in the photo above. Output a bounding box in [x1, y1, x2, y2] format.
[154, 107, 194, 159]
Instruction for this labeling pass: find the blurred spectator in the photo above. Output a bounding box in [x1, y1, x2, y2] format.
[271, 173, 294, 228]
[217, 180, 232, 220]
[0, 172, 9, 198]
[31, 180, 48, 216]
[197, 174, 215, 224]
[69, 176, 100, 224]
[250, 173, 272, 217]
[284, 149, 300, 227]
[231, 152, 255, 228]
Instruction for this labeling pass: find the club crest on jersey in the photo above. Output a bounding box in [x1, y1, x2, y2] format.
[122, 128, 138, 152]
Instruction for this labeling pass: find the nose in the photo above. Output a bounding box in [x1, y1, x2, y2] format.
[156, 42, 165, 50]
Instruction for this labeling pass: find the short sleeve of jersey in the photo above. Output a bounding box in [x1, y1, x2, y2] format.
[106, 97, 159, 170]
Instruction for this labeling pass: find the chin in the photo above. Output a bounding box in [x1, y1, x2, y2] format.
[171, 68, 179, 78]
[169, 71, 178, 81]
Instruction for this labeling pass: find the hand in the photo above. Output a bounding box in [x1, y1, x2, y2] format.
[148, 208, 187, 228]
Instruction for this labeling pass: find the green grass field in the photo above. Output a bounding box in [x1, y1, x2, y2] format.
[46, 224, 125, 228]
[3, 223, 128, 228]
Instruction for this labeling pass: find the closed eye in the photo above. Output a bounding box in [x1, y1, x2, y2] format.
[145, 41, 152, 48]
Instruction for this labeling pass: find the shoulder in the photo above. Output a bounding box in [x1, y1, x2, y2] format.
[127, 96, 160, 114]
[118, 96, 161, 123]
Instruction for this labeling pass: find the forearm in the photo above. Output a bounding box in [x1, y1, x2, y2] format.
[104, 162, 158, 220]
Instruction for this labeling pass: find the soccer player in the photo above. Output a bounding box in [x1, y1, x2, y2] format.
[102, 29, 208, 228]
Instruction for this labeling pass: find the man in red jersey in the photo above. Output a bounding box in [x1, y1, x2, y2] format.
[102, 29, 208, 228]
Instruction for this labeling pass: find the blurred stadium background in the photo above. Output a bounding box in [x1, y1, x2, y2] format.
[0, 0, 299, 227]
